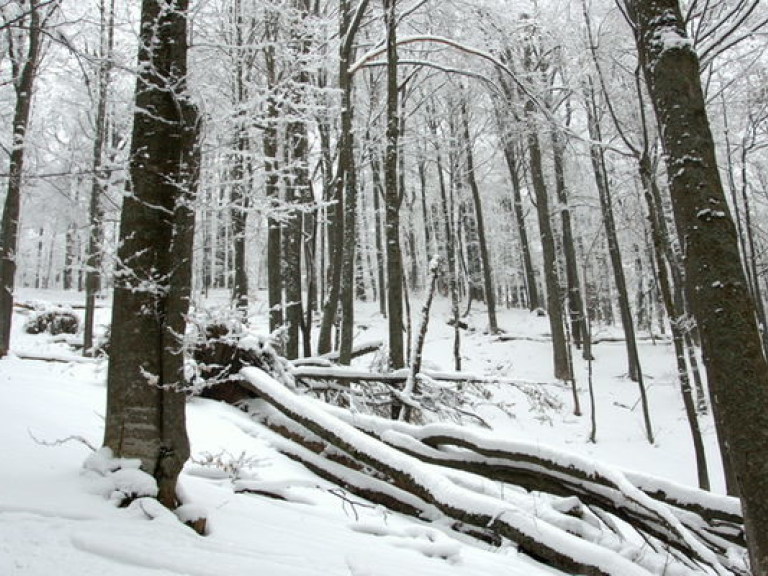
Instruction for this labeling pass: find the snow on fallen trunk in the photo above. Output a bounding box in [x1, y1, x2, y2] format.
[240, 367, 710, 576]
[321, 406, 743, 561]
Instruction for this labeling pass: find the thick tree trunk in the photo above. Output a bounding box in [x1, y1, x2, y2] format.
[103, 0, 198, 509]
[631, 1, 768, 571]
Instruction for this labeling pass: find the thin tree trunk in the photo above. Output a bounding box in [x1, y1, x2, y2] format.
[0, 1, 46, 357]
[83, 2, 113, 353]
[431, 119, 461, 371]
[382, 0, 404, 369]
[370, 150, 387, 317]
[263, 18, 283, 334]
[461, 101, 498, 333]
[524, 99, 571, 381]
[502, 142, 539, 311]
[642, 156, 709, 490]
[552, 125, 587, 352]
[585, 91, 653, 442]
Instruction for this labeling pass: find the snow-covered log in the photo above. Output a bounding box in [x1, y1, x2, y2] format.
[325, 410, 743, 561]
[240, 367, 739, 576]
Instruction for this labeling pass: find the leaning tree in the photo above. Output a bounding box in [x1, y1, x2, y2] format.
[628, 0, 768, 572]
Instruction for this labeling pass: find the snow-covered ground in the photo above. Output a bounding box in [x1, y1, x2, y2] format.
[0, 289, 725, 575]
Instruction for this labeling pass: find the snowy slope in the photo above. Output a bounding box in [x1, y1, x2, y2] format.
[0, 289, 725, 575]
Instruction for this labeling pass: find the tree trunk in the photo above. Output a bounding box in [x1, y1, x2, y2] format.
[552, 126, 587, 352]
[502, 141, 539, 311]
[641, 158, 709, 489]
[0, 1, 46, 357]
[461, 101, 498, 333]
[585, 91, 653, 443]
[263, 18, 283, 334]
[84, 0, 114, 355]
[382, 0, 404, 369]
[585, 103, 643, 384]
[370, 149, 387, 317]
[631, 0, 768, 570]
[524, 100, 571, 381]
[430, 114, 461, 371]
[229, 0, 249, 314]
[338, 0, 369, 364]
[103, 0, 198, 509]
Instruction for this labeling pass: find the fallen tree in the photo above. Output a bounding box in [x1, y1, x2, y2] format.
[239, 367, 746, 576]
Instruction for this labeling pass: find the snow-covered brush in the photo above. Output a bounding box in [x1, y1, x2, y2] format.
[23, 307, 79, 336]
[187, 309, 295, 401]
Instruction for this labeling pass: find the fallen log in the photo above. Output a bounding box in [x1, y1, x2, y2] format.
[325, 408, 743, 554]
[240, 367, 733, 576]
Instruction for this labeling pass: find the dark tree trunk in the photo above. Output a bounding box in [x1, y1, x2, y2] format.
[382, 0, 404, 369]
[585, 105, 643, 384]
[461, 101, 498, 333]
[631, 0, 768, 571]
[370, 149, 387, 318]
[84, 0, 114, 355]
[338, 0, 369, 364]
[585, 90, 653, 443]
[642, 157, 709, 490]
[524, 100, 571, 381]
[0, 1, 46, 357]
[502, 141, 539, 311]
[103, 0, 198, 509]
[281, 0, 314, 360]
[229, 0, 250, 314]
[552, 126, 587, 352]
[263, 20, 283, 334]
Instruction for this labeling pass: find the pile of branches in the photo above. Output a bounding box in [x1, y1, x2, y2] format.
[239, 367, 747, 576]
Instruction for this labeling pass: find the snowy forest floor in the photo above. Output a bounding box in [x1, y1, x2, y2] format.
[0, 288, 726, 575]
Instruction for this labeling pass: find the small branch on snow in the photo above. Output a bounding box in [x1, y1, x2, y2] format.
[28, 430, 97, 452]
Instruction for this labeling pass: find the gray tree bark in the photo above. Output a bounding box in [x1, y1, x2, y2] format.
[382, 0, 404, 369]
[84, 0, 114, 355]
[103, 0, 199, 509]
[631, 0, 768, 571]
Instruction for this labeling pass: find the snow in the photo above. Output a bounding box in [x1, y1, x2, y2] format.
[0, 288, 735, 575]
